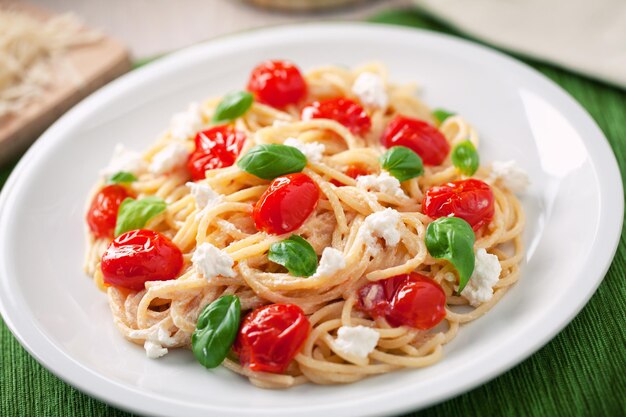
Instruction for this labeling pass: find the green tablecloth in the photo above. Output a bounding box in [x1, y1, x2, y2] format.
[1, 9, 625, 417]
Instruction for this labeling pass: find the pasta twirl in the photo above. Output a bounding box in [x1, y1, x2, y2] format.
[84, 62, 525, 388]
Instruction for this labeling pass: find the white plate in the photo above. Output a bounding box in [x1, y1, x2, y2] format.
[0, 23, 622, 417]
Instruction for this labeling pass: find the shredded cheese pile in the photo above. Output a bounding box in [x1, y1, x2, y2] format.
[0, 9, 100, 118]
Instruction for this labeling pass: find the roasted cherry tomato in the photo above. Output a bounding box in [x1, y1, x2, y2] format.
[381, 115, 450, 165]
[422, 179, 494, 231]
[234, 303, 310, 373]
[358, 273, 446, 330]
[101, 229, 183, 291]
[187, 125, 246, 181]
[330, 163, 370, 186]
[253, 173, 319, 235]
[86, 184, 132, 239]
[247, 60, 307, 109]
[301, 98, 371, 136]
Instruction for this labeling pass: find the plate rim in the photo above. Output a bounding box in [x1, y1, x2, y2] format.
[0, 21, 623, 417]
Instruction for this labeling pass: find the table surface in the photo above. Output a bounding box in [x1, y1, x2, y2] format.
[1, 8, 625, 417]
[9, 0, 412, 59]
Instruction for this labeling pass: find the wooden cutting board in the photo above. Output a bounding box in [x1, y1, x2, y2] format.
[0, 3, 131, 165]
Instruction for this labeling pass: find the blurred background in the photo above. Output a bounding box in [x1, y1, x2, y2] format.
[1, 0, 624, 166]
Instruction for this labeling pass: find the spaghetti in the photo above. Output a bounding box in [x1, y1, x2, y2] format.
[84, 62, 525, 388]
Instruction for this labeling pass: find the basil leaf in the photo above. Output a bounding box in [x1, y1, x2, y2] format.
[451, 140, 479, 176]
[268, 235, 318, 277]
[192, 295, 241, 369]
[433, 108, 455, 124]
[114, 196, 166, 236]
[425, 217, 475, 292]
[108, 171, 137, 184]
[212, 91, 254, 124]
[237, 144, 306, 179]
[380, 146, 424, 182]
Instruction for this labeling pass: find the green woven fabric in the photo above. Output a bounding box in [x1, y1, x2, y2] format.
[1, 9, 625, 417]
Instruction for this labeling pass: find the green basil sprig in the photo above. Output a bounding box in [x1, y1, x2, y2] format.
[237, 144, 306, 179]
[380, 146, 424, 182]
[108, 171, 137, 184]
[268, 235, 318, 277]
[433, 108, 455, 124]
[425, 217, 475, 292]
[192, 295, 241, 369]
[212, 91, 254, 124]
[114, 196, 166, 236]
[451, 140, 479, 176]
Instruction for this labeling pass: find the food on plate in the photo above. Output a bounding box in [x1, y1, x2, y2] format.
[84, 60, 527, 388]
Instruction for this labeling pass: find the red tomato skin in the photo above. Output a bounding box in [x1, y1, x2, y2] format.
[234, 303, 310, 373]
[358, 273, 446, 330]
[86, 184, 132, 239]
[101, 229, 183, 291]
[301, 98, 372, 136]
[187, 125, 246, 181]
[253, 173, 320, 235]
[345, 163, 370, 180]
[386, 275, 447, 329]
[381, 115, 450, 165]
[422, 179, 495, 231]
[330, 163, 370, 186]
[247, 60, 307, 109]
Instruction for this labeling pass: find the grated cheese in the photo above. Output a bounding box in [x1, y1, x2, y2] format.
[0, 10, 100, 117]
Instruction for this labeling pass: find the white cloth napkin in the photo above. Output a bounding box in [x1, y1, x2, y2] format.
[414, 0, 626, 88]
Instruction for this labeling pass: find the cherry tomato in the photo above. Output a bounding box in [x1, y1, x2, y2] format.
[247, 60, 307, 109]
[301, 98, 371, 136]
[86, 184, 132, 239]
[422, 179, 494, 231]
[234, 303, 310, 373]
[187, 125, 246, 181]
[101, 229, 183, 291]
[358, 273, 446, 330]
[381, 115, 450, 165]
[330, 163, 370, 186]
[253, 173, 319, 235]
[345, 163, 370, 179]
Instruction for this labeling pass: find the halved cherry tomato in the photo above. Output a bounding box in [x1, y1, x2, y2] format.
[187, 125, 246, 181]
[101, 229, 183, 291]
[234, 303, 310, 373]
[247, 60, 307, 109]
[422, 179, 494, 231]
[358, 273, 446, 330]
[253, 173, 319, 235]
[330, 163, 370, 186]
[381, 115, 450, 165]
[86, 184, 132, 239]
[301, 98, 371, 136]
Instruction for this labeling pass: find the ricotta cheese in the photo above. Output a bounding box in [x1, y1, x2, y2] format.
[144, 340, 168, 359]
[186, 181, 222, 210]
[461, 248, 502, 307]
[129, 324, 176, 359]
[192, 242, 236, 280]
[352, 72, 388, 109]
[356, 171, 405, 198]
[359, 208, 402, 255]
[100, 144, 147, 178]
[169, 102, 204, 141]
[283, 137, 325, 163]
[334, 325, 380, 358]
[150, 143, 189, 175]
[311, 247, 346, 278]
[489, 160, 529, 194]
